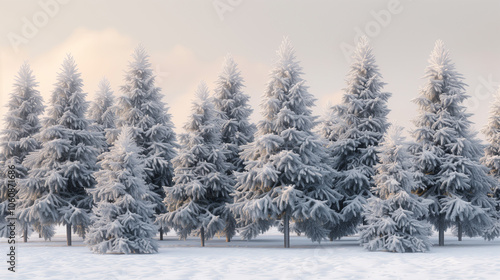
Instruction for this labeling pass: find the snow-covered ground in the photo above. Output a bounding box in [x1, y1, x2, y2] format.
[1, 227, 499, 280]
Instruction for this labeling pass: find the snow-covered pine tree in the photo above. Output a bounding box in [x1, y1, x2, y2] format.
[410, 40, 497, 246]
[359, 126, 433, 253]
[213, 54, 256, 173]
[87, 77, 116, 149]
[480, 88, 500, 240]
[16, 55, 103, 245]
[157, 83, 234, 246]
[86, 127, 159, 254]
[115, 45, 178, 240]
[0, 63, 45, 240]
[324, 36, 391, 240]
[230, 37, 342, 247]
[212, 54, 256, 242]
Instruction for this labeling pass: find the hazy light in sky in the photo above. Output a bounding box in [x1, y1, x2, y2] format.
[0, 0, 499, 138]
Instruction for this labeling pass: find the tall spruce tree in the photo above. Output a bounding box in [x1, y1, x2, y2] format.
[87, 77, 116, 148]
[212, 55, 256, 242]
[230, 38, 342, 247]
[16, 55, 102, 245]
[410, 40, 497, 246]
[157, 83, 235, 246]
[115, 46, 178, 239]
[359, 126, 433, 253]
[0, 63, 45, 240]
[324, 37, 391, 240]
[480, 88, 500, 240]
[86, 128, 159, 254]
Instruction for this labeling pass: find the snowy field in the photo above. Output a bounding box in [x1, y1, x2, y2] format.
[1, 227, 499, 280]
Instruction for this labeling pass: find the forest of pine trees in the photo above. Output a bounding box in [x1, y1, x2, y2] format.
[1, 38, 499, 254]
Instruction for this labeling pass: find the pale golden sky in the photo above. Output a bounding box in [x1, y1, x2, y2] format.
[1, 0, 499, 136]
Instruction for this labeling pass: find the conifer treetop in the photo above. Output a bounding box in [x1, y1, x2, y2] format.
[1, 62, 45, 157]
[213, 53, 255, 172]
[259, 36, 315, 136]
[45, 54, 89, 130]
[88, 77, 115, 130]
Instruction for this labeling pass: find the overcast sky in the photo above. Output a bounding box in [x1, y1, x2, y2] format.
[1, 0, 499, 137]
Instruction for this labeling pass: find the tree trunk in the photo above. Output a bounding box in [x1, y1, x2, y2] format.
[438, 213, 445, 246]
[66, 224, 72, 246]
[159, 227, 164, 241]
[287, 223, 290, 248]
[200, 227, 205, 247]
[284, 211, 290, 248]
[457, 218, 462, 241]
[39, 233, 41, 238]
[226, 234, 230, 242]
[23, 227, 28, 243]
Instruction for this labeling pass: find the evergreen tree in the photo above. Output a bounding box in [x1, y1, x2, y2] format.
[16, 55, 102, 245]
[410, 40, 497, 246]
[230, 38, 342, 247]
[88, 77, 116, 148]
[325, 37, 391, 240]
[213, 54, 256, 173]
[359, 126, 433, 253]
[0, 63, 45, 239]
[157, 83, 234, 246]
[482, 88, 500, 197]
[481, 88, 500, 240]
[86, 128, 159, 254]
[114, 46, 178, 238]
[212, 55, 256, 242]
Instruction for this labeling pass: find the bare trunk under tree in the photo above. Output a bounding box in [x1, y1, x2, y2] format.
[226, 234, 230, 242]
[23, 227, 28, 243]
[159, 227, 164, 241]
[200, 227, 205, 247]
[438, 213, 445, 246]
[66, 224, 72, 246]
[457, 218, 462, 241]
[283, 211, 290, 248]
